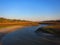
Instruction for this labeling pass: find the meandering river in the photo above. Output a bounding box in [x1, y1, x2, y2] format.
[1, 24, 60, 45]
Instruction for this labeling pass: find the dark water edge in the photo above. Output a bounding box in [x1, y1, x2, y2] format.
[0, 24, 60, 45]
[0, 33, 6, 41]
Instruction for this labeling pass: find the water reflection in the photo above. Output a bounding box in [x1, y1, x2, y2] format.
[1, 25, 60, 45]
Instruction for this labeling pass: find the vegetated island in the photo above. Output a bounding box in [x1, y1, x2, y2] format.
[36, 20, 60, 36]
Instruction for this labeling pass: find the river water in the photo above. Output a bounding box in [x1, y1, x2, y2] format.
[1, 24, 60, 45]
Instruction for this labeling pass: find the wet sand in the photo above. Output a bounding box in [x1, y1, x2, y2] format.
[0, 26, 25, 33]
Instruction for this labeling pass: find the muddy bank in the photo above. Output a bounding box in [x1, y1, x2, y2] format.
[0, 26, 25, 33]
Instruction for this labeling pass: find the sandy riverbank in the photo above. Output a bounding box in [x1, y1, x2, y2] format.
[0, 26, 25, 33]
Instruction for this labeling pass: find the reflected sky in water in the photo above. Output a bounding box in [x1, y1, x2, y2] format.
[1, 25, 60, 45]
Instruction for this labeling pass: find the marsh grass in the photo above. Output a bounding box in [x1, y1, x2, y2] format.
[43, 25, 60, 36]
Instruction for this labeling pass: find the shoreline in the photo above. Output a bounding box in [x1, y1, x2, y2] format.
[0, 26, 25, 33]
[0, 25, 26, 45]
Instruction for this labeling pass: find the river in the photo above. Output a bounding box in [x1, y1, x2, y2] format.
[1, 24, 60, 45]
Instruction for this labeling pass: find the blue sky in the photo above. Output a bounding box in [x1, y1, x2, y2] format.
[0, 0, 60, 21]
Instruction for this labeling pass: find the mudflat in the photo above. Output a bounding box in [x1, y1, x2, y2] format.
[0, 26, 25, 33]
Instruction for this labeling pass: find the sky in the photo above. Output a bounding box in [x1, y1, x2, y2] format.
[0, 0, 60, 21]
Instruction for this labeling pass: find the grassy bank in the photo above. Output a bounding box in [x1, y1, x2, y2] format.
[36, 24, 60, 36]
[0, 22, 39, 29]
[43, 25, 60, 36]
[0, 24, 19, 29]
[44, 25, 60, 29]
[0, 17, 39, 29]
